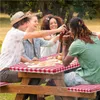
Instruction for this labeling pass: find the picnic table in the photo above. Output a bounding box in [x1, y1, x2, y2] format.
[1, 54, 99, 100]
[10, 54, 80, 100]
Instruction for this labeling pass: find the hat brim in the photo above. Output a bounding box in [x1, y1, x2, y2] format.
[11, 15, 28, 25]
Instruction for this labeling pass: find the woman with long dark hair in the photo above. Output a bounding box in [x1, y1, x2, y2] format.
[62, 17, 100, 100]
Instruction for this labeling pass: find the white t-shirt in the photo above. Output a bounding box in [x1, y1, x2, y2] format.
[41, 40, 59, 57]
[0, 28, 26, 71]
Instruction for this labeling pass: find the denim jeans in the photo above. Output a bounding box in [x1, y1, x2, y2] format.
[64, 72, 90, 100]
[64, 72, 90, 86]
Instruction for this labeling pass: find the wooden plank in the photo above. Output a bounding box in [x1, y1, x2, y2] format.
[18, 72, 63, 80]
[0, 85, 96, 99]
[54, 77, 70, 100]
[15, 78, 30, 100]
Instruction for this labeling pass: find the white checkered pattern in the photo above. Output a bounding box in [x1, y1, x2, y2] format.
[0, 82, 10, 87]
[67, 84, 100, 93]
[10, 57, 80, 74]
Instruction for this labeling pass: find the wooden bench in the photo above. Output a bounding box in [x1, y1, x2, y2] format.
[0, 82, 10, 87]
[67, 84, 100, 99]
[0, 79, 100, 99]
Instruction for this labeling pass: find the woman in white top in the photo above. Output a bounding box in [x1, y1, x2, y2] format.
[41, 14, 64, 57]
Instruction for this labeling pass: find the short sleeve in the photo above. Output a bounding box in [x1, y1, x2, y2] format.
[11, 28, 26, 41]
[68, 40, 86, 57]
[40, 38, 54, 47]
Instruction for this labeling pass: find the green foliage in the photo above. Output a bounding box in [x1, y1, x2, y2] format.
[0, 0, 100, 24]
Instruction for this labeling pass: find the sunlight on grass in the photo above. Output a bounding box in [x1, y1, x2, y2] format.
[0, 93, 16, 100]
[0, 13, 100, 43]
[0, 27, 11, 41]
[0, 13, 10, 18]
[0, 13, 11, 27]
[45, 95, 55, 100]
[0, 13, 11, 42]
[84, 19, 100, 32]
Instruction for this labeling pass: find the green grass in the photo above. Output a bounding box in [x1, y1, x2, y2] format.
[0, 13, 11, 41]
[0, 13, 10, 28]
[0, 18, 10, 27]
[0, 94, 55, 100]
[0, 94, 16, 100]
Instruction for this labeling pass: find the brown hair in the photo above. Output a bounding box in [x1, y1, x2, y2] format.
[41, 14, 64, 30]
[69, 17, 96, 44]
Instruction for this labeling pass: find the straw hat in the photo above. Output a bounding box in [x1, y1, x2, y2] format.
[10, 11, 28, 25]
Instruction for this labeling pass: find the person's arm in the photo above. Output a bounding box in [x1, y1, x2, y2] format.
[32, 57, 39, 61]
[21, 56, 33, 63]
[62, 35, 74, 66]
[21, 55, 39, 63]
[43, 35, 52, 40]
[40, 35, 59, 47]
[62, 45, 74, 66]
[24, 24, 66, 39]
[50, 35, 59, 43]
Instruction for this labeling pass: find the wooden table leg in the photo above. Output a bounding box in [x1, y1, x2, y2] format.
[15, 78, 30, 100]
[54, 73, 74, 100]
[37, 79, 45, 100]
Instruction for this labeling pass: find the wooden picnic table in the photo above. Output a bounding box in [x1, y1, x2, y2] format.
[1, 54, 97, 100]
[9, 54, 80, 100]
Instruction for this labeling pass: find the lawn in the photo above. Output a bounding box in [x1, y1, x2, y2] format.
[0, 13, 100, 100]
[0, 13, 100, 43]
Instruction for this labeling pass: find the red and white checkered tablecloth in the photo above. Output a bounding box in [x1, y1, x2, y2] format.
[0, 82, 10, 87]
[10, 55, 80, 74]
[67, 84, 100, 93]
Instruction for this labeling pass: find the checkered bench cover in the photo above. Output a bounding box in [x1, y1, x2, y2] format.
[10, 57, 80, 74]
[67, 84, 100, 93]
[0, 82, 10, 87]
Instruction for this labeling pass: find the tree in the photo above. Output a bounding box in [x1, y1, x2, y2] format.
[0, 0, 100, 21]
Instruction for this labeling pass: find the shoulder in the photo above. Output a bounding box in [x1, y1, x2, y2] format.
[69, 39, 85, 52]
[34, 38, 46, 45]
[9, 28, 26, 38]
[71, 39, 84, 47]
[96, 32, 100, 39]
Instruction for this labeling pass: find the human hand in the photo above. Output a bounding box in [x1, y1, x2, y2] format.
[59, 30, 73, 42]
[59, 25, 70, 42]
[62, 33, 74, 47]
[57, 24, 67, 33]
[32, 57, 39, 61]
